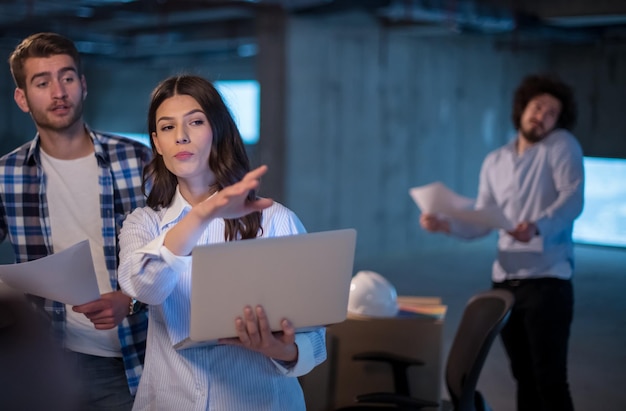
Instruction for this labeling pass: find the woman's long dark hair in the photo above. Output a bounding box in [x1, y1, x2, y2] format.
[143, 74, 262, 241]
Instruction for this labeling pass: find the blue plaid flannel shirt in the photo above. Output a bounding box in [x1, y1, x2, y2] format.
[0, 128, 152, 395]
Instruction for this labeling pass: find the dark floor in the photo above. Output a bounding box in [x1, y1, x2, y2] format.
[355, 239, 626, 411]
[1, 239, 624, 410]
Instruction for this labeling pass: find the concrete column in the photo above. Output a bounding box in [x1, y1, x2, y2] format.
[255, 7, 287, 202]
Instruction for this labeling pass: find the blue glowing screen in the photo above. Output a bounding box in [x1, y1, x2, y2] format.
[573, 157, 626, 247]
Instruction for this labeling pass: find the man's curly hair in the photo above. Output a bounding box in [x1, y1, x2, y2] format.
[512, 73, 577, 131]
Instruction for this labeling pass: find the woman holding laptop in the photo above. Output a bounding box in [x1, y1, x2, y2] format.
[118, 74, 326, 410]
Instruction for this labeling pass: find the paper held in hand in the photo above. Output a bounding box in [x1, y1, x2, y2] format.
[0, 240, 100, 306]
[409, 181, 514, 231]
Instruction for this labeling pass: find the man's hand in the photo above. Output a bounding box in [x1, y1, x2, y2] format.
[219, 305, 298, 363]
[508, 222, 538, 243]
[420, 213, 450, 233]
[72, 291, 131, 330]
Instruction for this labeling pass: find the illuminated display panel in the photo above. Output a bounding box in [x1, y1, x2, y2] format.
[215, 80, 260, 145]
[573, 157, 626, 247]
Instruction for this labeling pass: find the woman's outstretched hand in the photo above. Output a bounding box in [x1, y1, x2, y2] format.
[198, 165, 274, 220]
[163, 165, 274, 257]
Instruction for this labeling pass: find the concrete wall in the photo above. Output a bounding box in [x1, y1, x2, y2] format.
[549, 44, 626, 158]
[0, 53, 36, 155]
[282, 13, 626, 260]
[1, 12, 625, 263]
[285, 13, 547, 260]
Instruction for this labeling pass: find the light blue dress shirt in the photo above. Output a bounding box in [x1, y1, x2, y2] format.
[119, 188, 327, 410]
[450, 129, 584, 282]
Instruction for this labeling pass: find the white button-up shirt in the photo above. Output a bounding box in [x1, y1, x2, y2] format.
[450, 129, 584, 282]
[119, 188, 326, 410]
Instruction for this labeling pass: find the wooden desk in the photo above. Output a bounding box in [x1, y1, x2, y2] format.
[300, 296, 446, 410]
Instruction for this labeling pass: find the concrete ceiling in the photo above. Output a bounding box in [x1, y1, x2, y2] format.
[1, 0, 625, 60]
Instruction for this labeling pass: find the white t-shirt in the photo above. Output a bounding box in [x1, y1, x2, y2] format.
[40, 149, 121, 357]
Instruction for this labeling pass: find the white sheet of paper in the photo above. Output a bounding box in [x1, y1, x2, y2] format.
[0, 240, 100, 306]
[409, 182, 474, 214]
[409, 181, 514, 231]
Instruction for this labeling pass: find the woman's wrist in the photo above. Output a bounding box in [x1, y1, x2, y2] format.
[274, 343, 298, 363]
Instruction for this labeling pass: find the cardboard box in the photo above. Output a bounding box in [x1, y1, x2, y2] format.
[300, 296, 446, 410]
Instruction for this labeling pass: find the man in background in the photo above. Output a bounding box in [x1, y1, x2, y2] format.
[0, 32, 151, 410]
[420, 73, 583, 411]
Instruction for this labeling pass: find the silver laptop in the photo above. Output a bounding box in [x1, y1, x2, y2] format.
[174, 228, 357, 350]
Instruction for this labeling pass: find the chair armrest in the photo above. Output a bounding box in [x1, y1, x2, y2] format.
[352, 351, 425, 367]
[356, 392, 439, 409]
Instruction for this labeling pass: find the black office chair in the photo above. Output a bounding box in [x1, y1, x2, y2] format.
[336, 288, 515, 411]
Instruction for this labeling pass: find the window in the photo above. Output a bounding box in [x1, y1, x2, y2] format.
[573, 157, 626, 247]
[215, 80, 260, 145]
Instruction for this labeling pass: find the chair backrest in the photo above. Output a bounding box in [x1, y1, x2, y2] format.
[445, 289, 514, 411]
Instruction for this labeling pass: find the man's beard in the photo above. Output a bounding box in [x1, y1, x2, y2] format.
[31, 104, 83, 133]
[521, 123, 549, 143]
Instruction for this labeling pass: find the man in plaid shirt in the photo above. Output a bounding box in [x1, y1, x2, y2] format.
[1, 32, 150, 410]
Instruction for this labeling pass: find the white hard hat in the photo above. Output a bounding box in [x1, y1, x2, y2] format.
[347, 271, 399, 318]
